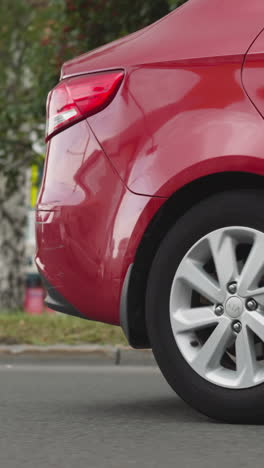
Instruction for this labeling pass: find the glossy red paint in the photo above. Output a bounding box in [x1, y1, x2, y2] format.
[36, 121, 164, 324]
[36, 0, 264, 326]
[88, 60, 264, 198]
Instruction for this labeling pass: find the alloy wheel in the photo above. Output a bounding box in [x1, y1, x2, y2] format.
[170, 226, 264, 389]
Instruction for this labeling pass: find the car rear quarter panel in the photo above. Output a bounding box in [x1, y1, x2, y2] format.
[88, 58, 264, 197]
[69, 0, 264, 198]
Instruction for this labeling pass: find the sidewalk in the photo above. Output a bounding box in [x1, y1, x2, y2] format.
[0, 344, 156, 366]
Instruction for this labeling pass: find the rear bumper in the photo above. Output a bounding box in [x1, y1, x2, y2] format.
[41, 275, 85, 319]
[35, 203, 124, 325]
[36, 121, 164, 325]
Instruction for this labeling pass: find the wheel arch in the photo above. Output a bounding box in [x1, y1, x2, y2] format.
[122, 171, 264, 348]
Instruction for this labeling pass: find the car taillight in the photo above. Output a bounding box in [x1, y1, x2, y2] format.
[46, 70, 124, 141]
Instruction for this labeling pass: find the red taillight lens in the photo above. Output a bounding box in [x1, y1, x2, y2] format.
[46, 70, 124, 141]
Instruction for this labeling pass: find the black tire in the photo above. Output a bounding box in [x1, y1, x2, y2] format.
[146, 189, 264, 423]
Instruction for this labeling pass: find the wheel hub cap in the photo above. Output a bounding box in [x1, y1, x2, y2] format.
[225, 297, 243, 319]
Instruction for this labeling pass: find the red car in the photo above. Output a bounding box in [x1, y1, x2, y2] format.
[36, 0, 264, 422]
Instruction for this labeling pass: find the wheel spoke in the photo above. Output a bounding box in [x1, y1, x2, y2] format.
[209, 230, 238, 290]
[171, 306, 217, 333]
[236, 325, 256, 386]
[192, 318, 232, 373]
[244, 311, 264, 342]
[178, 257, 223, 304]
[238, 234, 264, 297]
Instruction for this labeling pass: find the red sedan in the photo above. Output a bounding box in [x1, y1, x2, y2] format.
[36, 0, 264, 422]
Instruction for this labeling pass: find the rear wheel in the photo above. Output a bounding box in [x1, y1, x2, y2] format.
[146, 190, 264, 423]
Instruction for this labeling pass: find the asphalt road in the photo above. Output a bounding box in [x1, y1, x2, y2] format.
[0, 359, 264, 468]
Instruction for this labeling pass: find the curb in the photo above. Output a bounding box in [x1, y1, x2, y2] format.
[0, 345, 156, 366]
